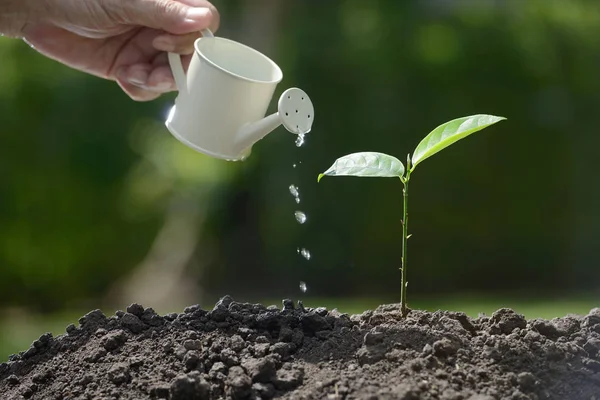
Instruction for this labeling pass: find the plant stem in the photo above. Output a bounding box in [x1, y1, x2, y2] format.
[401, 162, 411, 317]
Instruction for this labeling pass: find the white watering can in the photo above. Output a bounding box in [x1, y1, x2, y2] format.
[165, 28, 314, 161]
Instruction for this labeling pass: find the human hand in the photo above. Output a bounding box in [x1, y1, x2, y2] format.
[17, 0, 219, 101]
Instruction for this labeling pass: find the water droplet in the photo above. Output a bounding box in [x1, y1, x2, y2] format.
[289, 184, 300, 204]
[295, 133, 306, 147]
[294, 211, 307, 224]
[300, 248, 311, 260]
[299, 281, 308, 293]
[293, 164, 297, 168]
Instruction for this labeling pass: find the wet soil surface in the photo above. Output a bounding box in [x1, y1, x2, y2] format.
[1, 296, 600, 399]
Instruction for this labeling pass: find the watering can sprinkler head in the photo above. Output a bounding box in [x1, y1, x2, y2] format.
[277, 88, 314, 135]
[233, 88, 314, 158]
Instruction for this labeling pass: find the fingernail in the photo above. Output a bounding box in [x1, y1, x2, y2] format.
[153, 36, 174, 52]
[154, 81, 173, 91]
[185, 7, 211, 23]
[128, 70, 148, 86]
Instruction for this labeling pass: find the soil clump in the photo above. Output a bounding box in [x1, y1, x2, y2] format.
[1, 296, 600, 399]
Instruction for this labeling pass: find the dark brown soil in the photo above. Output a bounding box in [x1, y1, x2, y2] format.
[1, 296, 600, 400]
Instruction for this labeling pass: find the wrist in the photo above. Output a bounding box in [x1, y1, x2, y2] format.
[0, 0, 37, 38]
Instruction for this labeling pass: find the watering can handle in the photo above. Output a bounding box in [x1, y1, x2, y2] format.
[167, 28, 214, 96]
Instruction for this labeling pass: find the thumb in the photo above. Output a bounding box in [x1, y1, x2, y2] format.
[110, 0, 215, 35]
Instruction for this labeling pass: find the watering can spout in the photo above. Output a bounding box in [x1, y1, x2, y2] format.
[235, 88, 315, 156]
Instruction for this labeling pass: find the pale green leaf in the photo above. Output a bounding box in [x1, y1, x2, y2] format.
[411, 114, 506, 170]
[318, 152, 405, 182]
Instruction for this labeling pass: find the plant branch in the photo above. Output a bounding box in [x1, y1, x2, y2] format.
[400, 155, 411, 317]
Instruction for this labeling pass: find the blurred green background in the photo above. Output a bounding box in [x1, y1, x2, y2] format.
[2, 0, 600, 360]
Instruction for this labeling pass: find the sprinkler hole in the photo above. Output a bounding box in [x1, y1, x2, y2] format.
[287, 95, 291, 99]
[296, 109, 298, 113]
[285, 112, 289, 116]
[308, 115, 311, 118]
[302, 97, 304, 100]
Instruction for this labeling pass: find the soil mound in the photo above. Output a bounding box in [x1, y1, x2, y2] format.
[1, 296, 600, 399]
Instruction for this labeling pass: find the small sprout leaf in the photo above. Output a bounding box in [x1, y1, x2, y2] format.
[318, 152, 405, 182]
[411, 114, 506, 170]
[407, 234, 412, 239]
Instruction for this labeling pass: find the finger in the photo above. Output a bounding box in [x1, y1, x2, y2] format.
[115, 78, 162, 102]
[145, 52, 192, 89]
[146, 65, 176, 91]
[177, 0, 220, 33]
[107, 0, 218, 35]
[121, 63, 152, 86]
[116, 64, 162, 101]
[152, 31, 199, 54]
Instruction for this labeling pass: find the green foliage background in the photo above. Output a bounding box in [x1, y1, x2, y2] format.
[1, 0, 600, 312]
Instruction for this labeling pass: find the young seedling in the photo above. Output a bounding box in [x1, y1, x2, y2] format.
[317, 114, 506, 317]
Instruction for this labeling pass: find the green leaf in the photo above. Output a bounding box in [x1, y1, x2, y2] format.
[411, 114, 506, 170]
[317, 152, 405, 182]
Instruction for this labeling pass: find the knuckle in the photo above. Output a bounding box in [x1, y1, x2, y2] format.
[158, 0, 184, 20]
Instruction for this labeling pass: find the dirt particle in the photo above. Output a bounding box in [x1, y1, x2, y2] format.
[107, 363, 130, 385]
[150, 385, 170, 399]
[101, 329, 127, 351]
[78, 374, 93, 387]
[230, 335, 246, 352]
[242, 357, 277, 383]
[83, 347, 107, 363]
[377, 383, 419, 399]
[582, 312, 600, 329]
[584, 338, 600, 357]
[184, 304, 200, 314]
[209, 361, 227, 379]
[226, 366, 252, 399]
[273, 365, 304, 390]
[270, 342, 294, 360]
[583, 359, 600, 372]
[531, 319, 560, 339]
[282, 299, 294, 311]
[433, 337, 460, 357]
[210, 308, 229, 322]
[31, 370, 52, 384]
[184, 339, 201, 351]
[22, 347, 37, 359]
[120, 312, 148, 334]
[364, 330, 385, 346]
[126, 303, 145, 317]
[6, 374, 20, 385]
[169, 371, 210, 400]
[78, 309, 108, 330]
[215, 295, 234, 309]
[220, 347, 240, 366]
[184, 351, 201, 371]
[553, 316, 580, 336]
[489, 308, 527, 334]
[252, 382, 276, 399]
[19, 383, 36, 398]
[517, 371, 536, 391]
[65, 323, 78, 335]
[253, 343, 270, 358]
[33, 333, 52, 348]
[141, 307, 165, 327]
[174, 345, 187, 361]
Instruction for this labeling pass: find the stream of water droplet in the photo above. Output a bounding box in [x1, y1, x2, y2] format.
[299, 281, 307, 293]
[289, 185, 300, 204]
[295, 133, 306, 147]
[291, 133, 310, 294]
[297, 247, 311, 260]
[294, 211, 307, 224]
